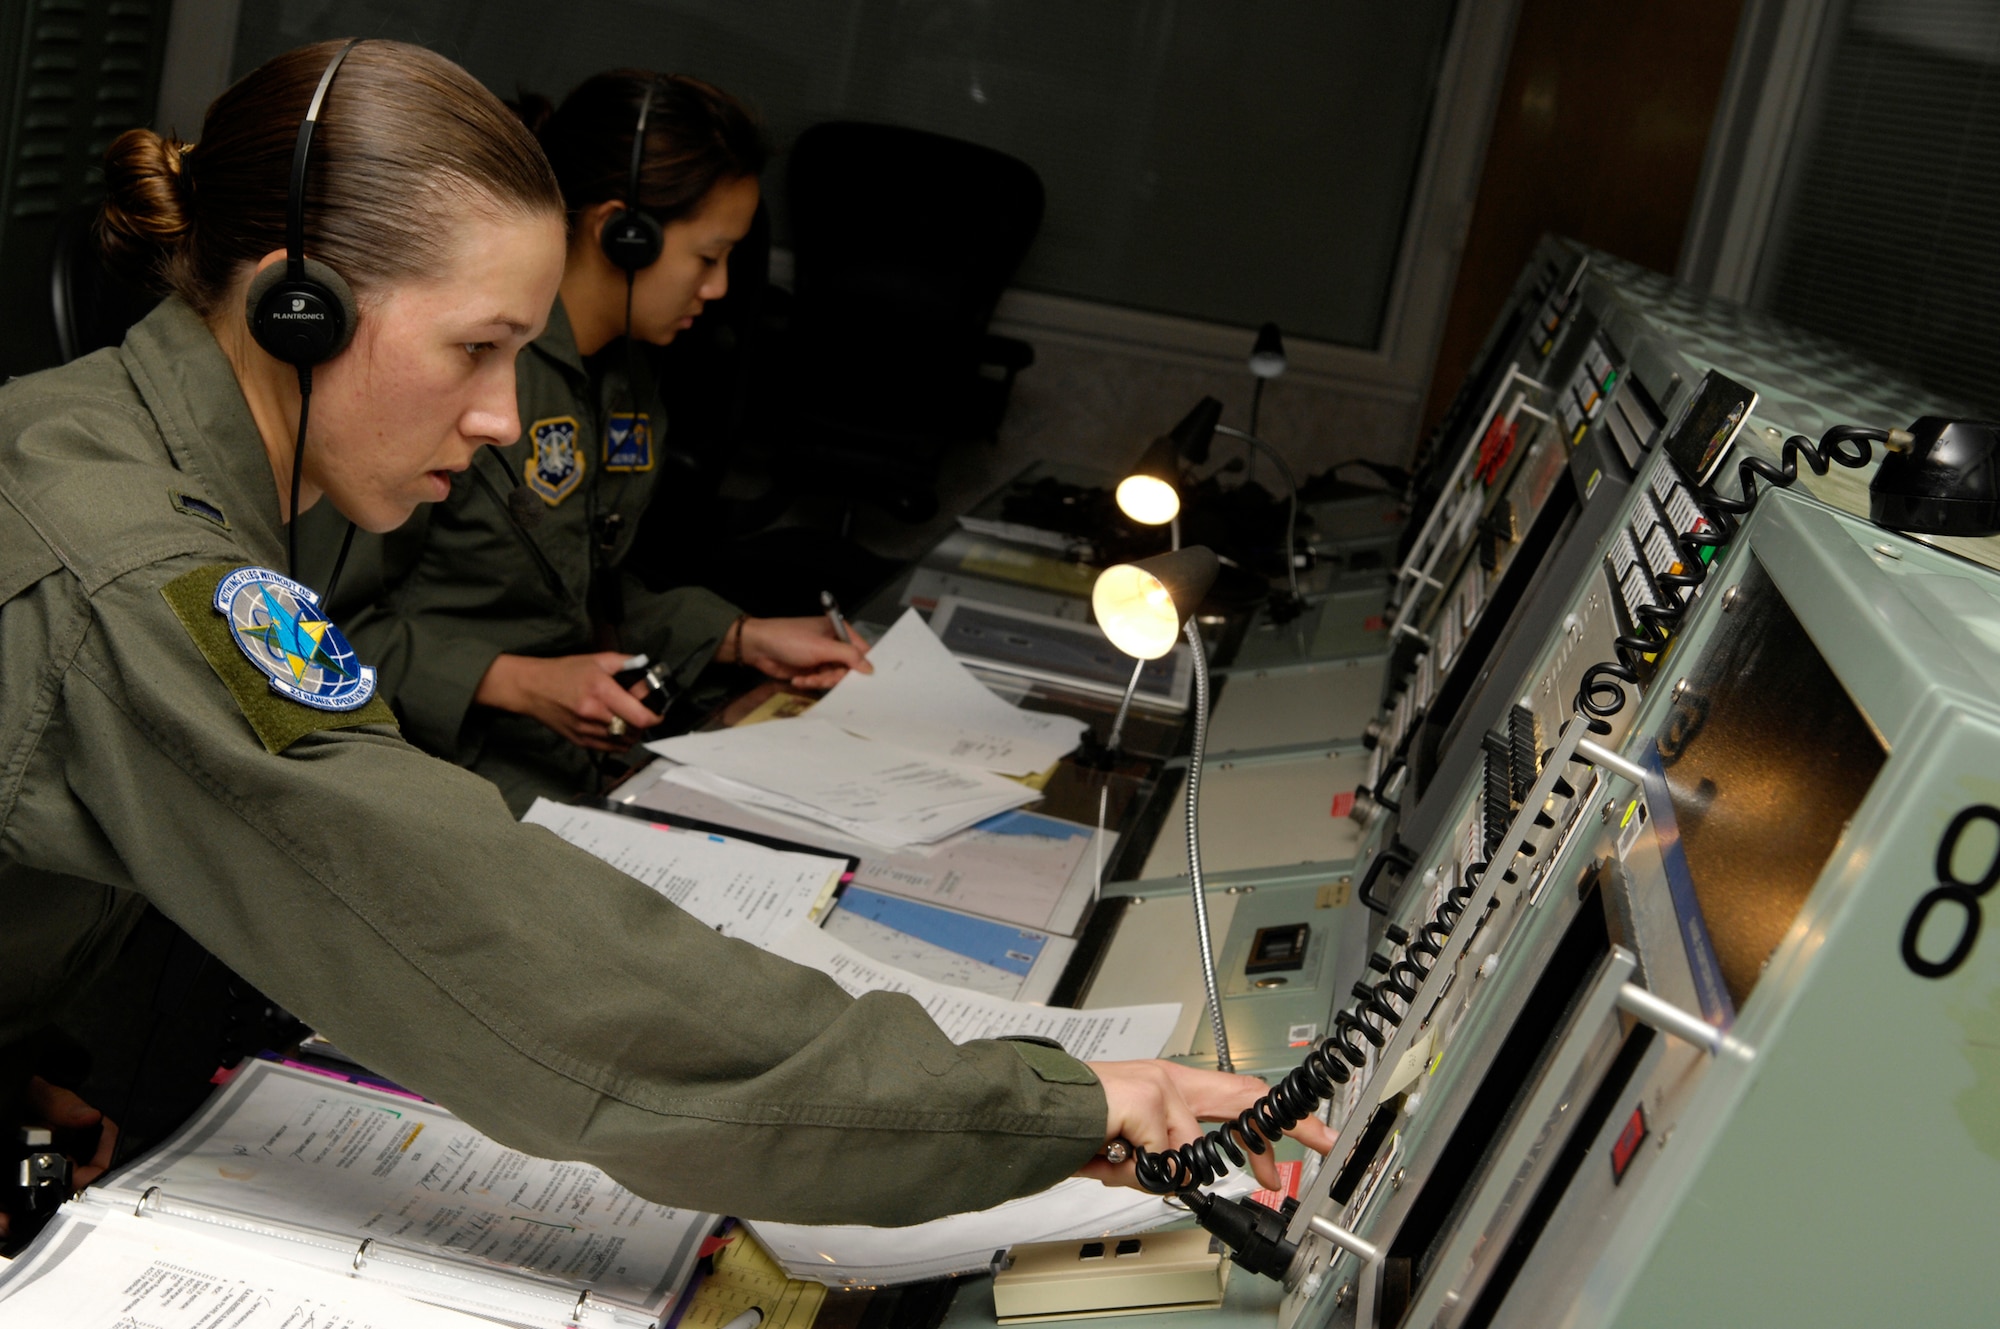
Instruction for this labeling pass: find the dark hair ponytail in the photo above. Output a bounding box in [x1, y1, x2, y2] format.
[534, 70, 766, 229]
[98, 40, 563, 316]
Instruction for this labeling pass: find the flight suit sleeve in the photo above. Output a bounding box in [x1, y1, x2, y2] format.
[25, 557, 1105, 1225]
[313, 510, 507, 759]
[619, 577, 742, 683]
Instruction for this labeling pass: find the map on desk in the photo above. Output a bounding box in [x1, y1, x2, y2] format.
[820, 885, 1074, 1003]
[629, 775, 1108, 936]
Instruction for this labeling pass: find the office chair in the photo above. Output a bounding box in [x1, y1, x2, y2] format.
[627, 201, 902, 617]
[50, 204, 157, 364]
[775, 120, 1043, 526]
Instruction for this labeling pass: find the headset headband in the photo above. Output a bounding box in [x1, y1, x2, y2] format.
[626, 76, 657, 218]
[287, 39, 364, 280]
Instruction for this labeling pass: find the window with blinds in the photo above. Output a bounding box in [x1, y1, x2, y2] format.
[1759, 0, 2000, 413]
[234, 0, 1459, 349]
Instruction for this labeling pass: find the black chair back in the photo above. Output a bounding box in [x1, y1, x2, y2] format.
[50, 205, 157, 364]
[786, 121, 1043, 418]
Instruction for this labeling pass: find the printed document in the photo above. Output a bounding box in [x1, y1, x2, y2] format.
[630, 774, 1105, 935]
[523, 798, 845, 946]
[809, 608, 1086, 776]
[104, 1060, 713, 1318]
[648, 718, 1036, 847]
[769, 923, 1177, 1061]
[0, 1209, 492, 1329]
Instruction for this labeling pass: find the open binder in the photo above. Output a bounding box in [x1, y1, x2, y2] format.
[1, 1059, 719, 1328]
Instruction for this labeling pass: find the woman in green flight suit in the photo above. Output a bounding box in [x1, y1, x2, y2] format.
[299, 71, 865, 815]
[0, 39, 1328, 1227]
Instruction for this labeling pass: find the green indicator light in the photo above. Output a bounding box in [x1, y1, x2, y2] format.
[1602, 369, 1619, 392]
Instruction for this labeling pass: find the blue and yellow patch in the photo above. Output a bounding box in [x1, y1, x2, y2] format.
[526, 415, 584, 504]
[604, 411, 654, 471]
[212, 566, 377, 712]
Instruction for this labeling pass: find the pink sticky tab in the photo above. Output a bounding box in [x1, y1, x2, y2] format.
[1363, 615, 1385, 632]
[1250, 1160, 1304, 1210]
[1331, 791, 1355, 818]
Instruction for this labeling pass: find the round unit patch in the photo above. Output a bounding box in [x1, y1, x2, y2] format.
[212, 566, 378, 711]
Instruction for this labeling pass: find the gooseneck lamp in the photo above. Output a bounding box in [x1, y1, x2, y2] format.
[1091, 546, 1231, 1071]
[1116, 435, 1184, 531]
[1119, 397, 1304, 614]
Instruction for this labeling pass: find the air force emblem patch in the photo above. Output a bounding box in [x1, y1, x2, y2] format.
[212, 566, 378, 712]
[526, 415, 584, 504]
[604, 411, 654, 471]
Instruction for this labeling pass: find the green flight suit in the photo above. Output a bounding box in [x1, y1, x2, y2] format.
[297, 297, 739, 814]
[0, 298, 1105, 1225]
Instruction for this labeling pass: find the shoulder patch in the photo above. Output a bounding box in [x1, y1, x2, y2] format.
[525, 415, 584, 504]
[163, 564, 397, 754]
[603, 411, 654, 471]
[170, 489, 229, 529]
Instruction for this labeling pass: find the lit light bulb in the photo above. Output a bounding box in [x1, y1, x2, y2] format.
[1116, 472, 1180, 526]
[1093, 565, 1182, 659]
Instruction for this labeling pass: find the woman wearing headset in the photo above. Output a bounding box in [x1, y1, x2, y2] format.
[0, 40, 1330, 1226]
[299, 71, 860, 815]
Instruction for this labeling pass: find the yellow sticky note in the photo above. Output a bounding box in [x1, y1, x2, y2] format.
[679, 1231, 826, 1329]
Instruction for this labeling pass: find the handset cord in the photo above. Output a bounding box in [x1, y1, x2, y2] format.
[1130, 421, 1885, 1198]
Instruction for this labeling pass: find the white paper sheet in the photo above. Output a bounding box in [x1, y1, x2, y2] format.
[629, 773, 1106, 935]
[0, 1210, 493, 1329]
[522, 799, 845, 946]
[810, 609, 1086, 776]
[105, 1061, 714, 1320]
[647, 718, 1036, 847]
[769, 924, 1178, 1060]
[747, 1178, 1185, 1286]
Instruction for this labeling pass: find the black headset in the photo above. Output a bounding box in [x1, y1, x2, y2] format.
[599, 76, 664, 272]
[245, 38, 363, 587]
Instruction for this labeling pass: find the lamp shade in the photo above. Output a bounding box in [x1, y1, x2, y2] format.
[1168, 397, 1224, 466]
[1116, 435, 1183, 525]
[1092, 546, 1221, 660]
[1249, 322, 1287, 379]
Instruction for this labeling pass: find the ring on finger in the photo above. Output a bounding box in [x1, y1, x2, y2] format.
[607, 716, 628, 738]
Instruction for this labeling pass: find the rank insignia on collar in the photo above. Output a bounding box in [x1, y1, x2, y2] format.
[604, 411, 654, 472]
[212, 566, 378, 712]
[526, 415, 585, 504]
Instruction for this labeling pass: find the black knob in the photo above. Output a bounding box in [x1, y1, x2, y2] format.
[1385, 924, 1411, 946]
[1368, 953, 1391, 973]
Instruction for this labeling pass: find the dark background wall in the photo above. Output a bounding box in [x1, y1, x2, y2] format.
[1420, 0, 1746, 437]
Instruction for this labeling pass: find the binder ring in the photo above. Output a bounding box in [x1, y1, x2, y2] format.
[135, 1185, 161, 1217]
[575, 1290, 595, 1321]
[354, 1237, 374, 1271]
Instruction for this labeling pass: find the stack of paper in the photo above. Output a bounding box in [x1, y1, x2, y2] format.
[807, 608, 1087, 776]
[522, 800, 846, 946]
[647, 612, 1085, 850]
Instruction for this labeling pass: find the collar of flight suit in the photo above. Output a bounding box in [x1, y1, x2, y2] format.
[119, 298, 288, 570]
[527, 293, 589, 382]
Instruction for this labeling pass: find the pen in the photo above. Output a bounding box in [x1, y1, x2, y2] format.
[820, 589, 854, 646]
[719, 1309, 764, 1329]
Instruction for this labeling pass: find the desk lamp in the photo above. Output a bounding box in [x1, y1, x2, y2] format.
[1092, 546, 1232, 1070]
[1118, 397, 1305, 619]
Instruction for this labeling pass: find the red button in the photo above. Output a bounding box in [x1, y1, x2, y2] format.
[1610, 1104, 1648, 1183]
[1331, 791, 1355, 818]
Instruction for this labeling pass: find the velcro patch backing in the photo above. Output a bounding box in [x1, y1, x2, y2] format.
[163, 563, 398, 753]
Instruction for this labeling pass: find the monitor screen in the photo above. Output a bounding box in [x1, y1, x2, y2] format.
[1659, 368, 1758, 486]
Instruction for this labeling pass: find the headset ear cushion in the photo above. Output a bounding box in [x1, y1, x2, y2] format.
[600, 207, 664, 272]
[245, 257, 359, 366]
